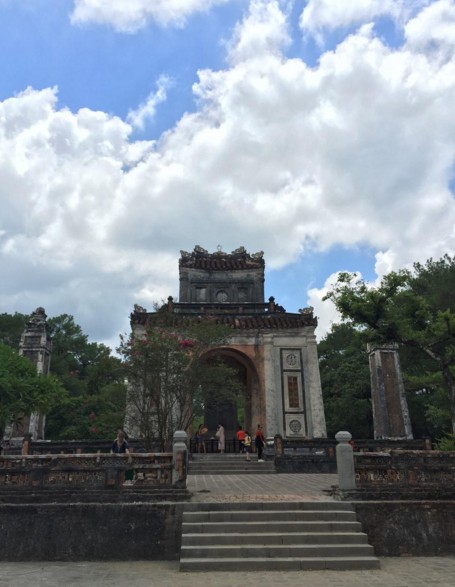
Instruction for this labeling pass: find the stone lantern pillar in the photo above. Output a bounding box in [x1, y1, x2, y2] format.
[368, 343, 413, 439]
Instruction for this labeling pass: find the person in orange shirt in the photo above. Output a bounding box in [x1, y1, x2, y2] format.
[236, 425, 246, 453]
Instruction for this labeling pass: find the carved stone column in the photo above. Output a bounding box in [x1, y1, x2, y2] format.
[368, 343, 413, 439]
[3, 308, 52, 442]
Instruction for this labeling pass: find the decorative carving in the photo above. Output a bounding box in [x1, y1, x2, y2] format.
[216, 290, 229, 302]
[133, 304, 147, 313]
[231, 246, 246, 255]
[285, 353, 297, 367]
[251, 251, 264, 260]
[299, 307, 314, 315]
[194, 245, 208, 254]
[289, 419, 303, 434]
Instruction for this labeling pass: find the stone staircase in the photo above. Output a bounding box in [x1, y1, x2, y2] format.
[189, 453, 275, 475]
[180, 501, 379, 571]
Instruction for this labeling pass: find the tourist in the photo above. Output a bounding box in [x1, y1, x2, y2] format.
[244, 430, 252, 461]
[236, 425, 246, 453]
[215, 424, 225, 453]
[196, 424, 207, 453]
[111, 429, 130, 454]
[255, 424, 266, 462]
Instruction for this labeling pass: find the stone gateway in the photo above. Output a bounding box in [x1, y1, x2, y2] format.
[129, 246, 327, 441]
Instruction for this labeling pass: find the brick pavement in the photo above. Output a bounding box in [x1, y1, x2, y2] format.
[187, 473, 338, 501]
[1, 558, 454, 587]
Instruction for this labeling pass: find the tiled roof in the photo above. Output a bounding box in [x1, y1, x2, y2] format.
[179, 246, 265, 270]
[131, 310, 316, 329]
[183, 257, 261, 270]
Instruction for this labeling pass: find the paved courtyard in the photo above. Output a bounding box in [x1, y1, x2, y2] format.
[187, 472, 338, 501]
[1, 558, 454, 587]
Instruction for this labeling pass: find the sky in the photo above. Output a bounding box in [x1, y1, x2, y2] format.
[1, 0, 455, 349]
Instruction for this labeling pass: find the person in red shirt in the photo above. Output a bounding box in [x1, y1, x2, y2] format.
[236, 426, 246, 453]
[255, 424, 266, 461]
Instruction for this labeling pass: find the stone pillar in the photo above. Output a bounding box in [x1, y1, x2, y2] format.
[335, 431, 356, 491]
[172, 430, 188, 487]
[368, 343, 413, 440]
[21, 308, 52, 440]
[3, 308, 52, 443]
[274, 434, 283, 457]
[305, 333, 327, 438]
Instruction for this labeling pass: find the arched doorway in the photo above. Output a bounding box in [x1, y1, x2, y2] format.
[201, 348, 260, 441]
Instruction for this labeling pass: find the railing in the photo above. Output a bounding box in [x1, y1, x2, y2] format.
[190, 437, 249, 454]
[274, 436, 336, 457]
[353, 438, 432, 452]
[0, 453, 176, 489]
[1, 439, 150, 456]
[354, 450, 455, 487]
[274, 436, 431, 457]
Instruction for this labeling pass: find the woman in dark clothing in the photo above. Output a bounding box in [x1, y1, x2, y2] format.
[255, 424, 265, 461]
[111, 429, 129, 454]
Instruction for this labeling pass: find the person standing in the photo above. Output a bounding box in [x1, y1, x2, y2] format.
[244, 431, 252, 461]
[216, 424, 225, 453]
[255, 424, 265, 462]
[111, 429, 129, 454]
[196, 424, 207, 453]
[236, 425, 246, 453]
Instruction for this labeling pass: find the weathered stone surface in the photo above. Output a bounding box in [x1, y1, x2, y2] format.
[353, 501, 455, 556]
[0, 503, 184, 561]
[368, 343, 413, 440]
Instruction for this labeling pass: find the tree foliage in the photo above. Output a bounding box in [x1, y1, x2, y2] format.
[0, 342, 66, 437]
[318, 323, 373, 438]
[119, 317, 243, 451]
[45, 314, 127, 439]
[0, 312, 26, 348]
[324, 255, 455, 434]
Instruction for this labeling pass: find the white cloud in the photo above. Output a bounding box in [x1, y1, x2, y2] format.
[307, 272, 357, 340]
[300, 0, 428, 43]
[405, 0, 455, 58]
[227, 0, 290, 64]
[71, 0, 230, 32]
[2, 1, 455, 345]
[127, 75, 173, 130]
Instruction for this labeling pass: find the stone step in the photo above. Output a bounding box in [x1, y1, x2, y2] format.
[189, 458, 275, 475]
[183, 501, 355, 512]
[179, 501, 379, 572]
[189, 469, 274, 475]
[182, 520, 363, 533]
[183, 509, 356, 523]
[181, 543, 375, 559]
[182, 531, 369, 546]
[179, 556, 381, 572]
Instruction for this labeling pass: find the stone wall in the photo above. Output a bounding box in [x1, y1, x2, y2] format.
[354, 501, 455, 556]
[0, 503, 183, 561]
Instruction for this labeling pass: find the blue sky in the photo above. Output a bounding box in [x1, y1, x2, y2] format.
[1, 0, 454, 347]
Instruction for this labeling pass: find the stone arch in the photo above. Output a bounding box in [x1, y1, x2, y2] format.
[201, 346, 261, 438]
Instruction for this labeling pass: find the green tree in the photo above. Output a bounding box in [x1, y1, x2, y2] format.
[0, 342, 66, 437]
[318, 323, 373, 438]
[119, 317, 243, 451]
[324, 255, 455, 434]
[45, 314, 127, 439]
[0, 312, 26, 348]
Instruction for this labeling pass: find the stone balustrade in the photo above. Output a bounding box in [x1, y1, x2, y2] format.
[334, 431, 455, 499]
[354, 450, 455, 487]
[0, 453, 176, 489]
